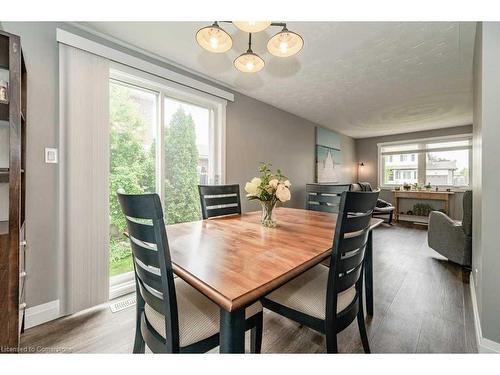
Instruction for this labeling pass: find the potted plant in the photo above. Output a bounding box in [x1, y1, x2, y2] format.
[413, 182, 423, 191]
[244, 163, 291, 228]
[403, 182, 411, 191]
[424, 182, 432, 191]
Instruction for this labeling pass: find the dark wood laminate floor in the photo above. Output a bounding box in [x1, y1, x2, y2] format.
[20, 224, 477, 353]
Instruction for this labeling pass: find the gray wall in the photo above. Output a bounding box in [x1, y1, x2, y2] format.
[355, 125, 473, 220]
[1, 22, 63, 308]
[472, 22, 483, 321]
[0, 22, 356, 309]
[227, 93, 356, 212]
[472, 22, 500, 345]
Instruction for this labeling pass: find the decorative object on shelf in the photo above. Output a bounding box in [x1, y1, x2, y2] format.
[245, 163, 291, 228]
[424, 182, 432, 191]
[0, 80, 8, 104]
[196, 21, 303, 73]
[413, 203, 434, 217]
[394, 186, 401, 191]
[403, 183, 411, 191]
[413, 182, 423, 191]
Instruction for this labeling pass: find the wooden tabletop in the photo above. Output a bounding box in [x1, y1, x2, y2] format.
[167, 207, 382, 312]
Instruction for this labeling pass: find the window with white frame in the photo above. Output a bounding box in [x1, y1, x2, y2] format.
[108, 65, 226, 297]
[378, 135, 472, 188]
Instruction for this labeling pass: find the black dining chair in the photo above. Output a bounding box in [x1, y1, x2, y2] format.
[198, 184, 242, 219]
[305, 184, 351, 213]
[262, 190, 379, 353]
[117, 192, 263, 353]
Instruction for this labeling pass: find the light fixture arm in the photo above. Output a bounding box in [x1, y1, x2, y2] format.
[270, 22, 287, 28]
[222, 21, 287, 30]
[247, 33, 253, 53]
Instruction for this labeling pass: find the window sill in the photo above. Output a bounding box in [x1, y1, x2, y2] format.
[379, 186, 470, 192]
[109, 271, 135, 300]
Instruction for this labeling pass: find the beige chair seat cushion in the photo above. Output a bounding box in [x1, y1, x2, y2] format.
[144, 277, 262, 347]
[265, 264, 356, 320]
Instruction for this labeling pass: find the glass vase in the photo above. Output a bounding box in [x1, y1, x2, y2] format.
[260, 200, 277, 228]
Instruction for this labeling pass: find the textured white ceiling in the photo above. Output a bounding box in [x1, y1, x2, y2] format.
[80, 22, 476, 138]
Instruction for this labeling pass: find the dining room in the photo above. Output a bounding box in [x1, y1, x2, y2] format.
[2, 2, 500, 373]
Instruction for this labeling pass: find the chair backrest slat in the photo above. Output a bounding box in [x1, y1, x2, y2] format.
[340, 229, 370, 253]
[137, 277, 165, 315]
[343, 212, 373, 233]
[204, 195, 239, 207]
[336, 263, 364, 293]
[134, 260, 163, 292]
[338, 248, 366, 274]
[117, 192, 180, 351]
[126, 220, 156, 243]
[204, 206, 241, 219]
[308, 194, 342, 205]
[129, 237, 160, 269]
[306, 184, 350, 214]
[198, 184, 241, 219]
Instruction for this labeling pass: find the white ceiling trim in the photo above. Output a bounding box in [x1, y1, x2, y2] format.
[56, 28, 234, 102]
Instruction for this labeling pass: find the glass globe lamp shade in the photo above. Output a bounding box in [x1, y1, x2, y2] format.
[234, 51, 265, 73]
[196, 23, 233, 53]
[267, 28, 304, 57]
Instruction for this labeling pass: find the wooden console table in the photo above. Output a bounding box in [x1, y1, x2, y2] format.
[392, 190, 455, 224]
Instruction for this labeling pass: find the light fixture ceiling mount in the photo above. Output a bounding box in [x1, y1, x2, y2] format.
[195, 21, 304, 73]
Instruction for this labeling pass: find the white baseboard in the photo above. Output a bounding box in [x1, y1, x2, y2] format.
[25, 299, 61, 329]
[469, 274, 500, 353]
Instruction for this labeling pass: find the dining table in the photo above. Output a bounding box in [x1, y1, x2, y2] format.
[166, 207, 383, 353]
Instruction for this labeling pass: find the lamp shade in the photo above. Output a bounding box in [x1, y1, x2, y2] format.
[267, 27, 304, 57]
[234, 51, 265, 73]
[233, 21, 271, 33]
[196, 22, 233, 53]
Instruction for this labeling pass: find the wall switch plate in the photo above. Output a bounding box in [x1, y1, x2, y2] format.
[45, 148, 58, 164]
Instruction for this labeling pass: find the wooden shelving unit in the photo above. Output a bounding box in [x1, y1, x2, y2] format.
[0, 30, 27, 352]
[392, 190, 454, 226]
[397, 214, 429, 225]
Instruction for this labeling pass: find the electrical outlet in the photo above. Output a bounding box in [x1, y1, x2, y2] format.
[45, 148, 58, 164]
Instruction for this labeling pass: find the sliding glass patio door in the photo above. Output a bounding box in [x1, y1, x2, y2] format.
[108, 68, 225, 298]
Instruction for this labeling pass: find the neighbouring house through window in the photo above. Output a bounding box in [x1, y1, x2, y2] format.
[378, 135, 472, 188]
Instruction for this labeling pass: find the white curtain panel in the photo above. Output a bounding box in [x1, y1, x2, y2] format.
[59, 44, 110, 314]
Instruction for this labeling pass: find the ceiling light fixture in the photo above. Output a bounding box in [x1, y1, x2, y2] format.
[195, 21, 304, 73]
[267, 26, 304, 57]
[196, 22, 233, 53]
[234, 33, 265, 73]
[233, 21, 271, 33]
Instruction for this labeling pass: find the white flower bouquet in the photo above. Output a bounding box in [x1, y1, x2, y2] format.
[244, 163, 291, 227]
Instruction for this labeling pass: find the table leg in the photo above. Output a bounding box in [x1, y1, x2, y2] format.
[219, 307, 246, 353]
[365, 229, 374, 316]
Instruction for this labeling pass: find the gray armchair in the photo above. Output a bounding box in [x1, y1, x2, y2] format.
[427, 190, 472, 267]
